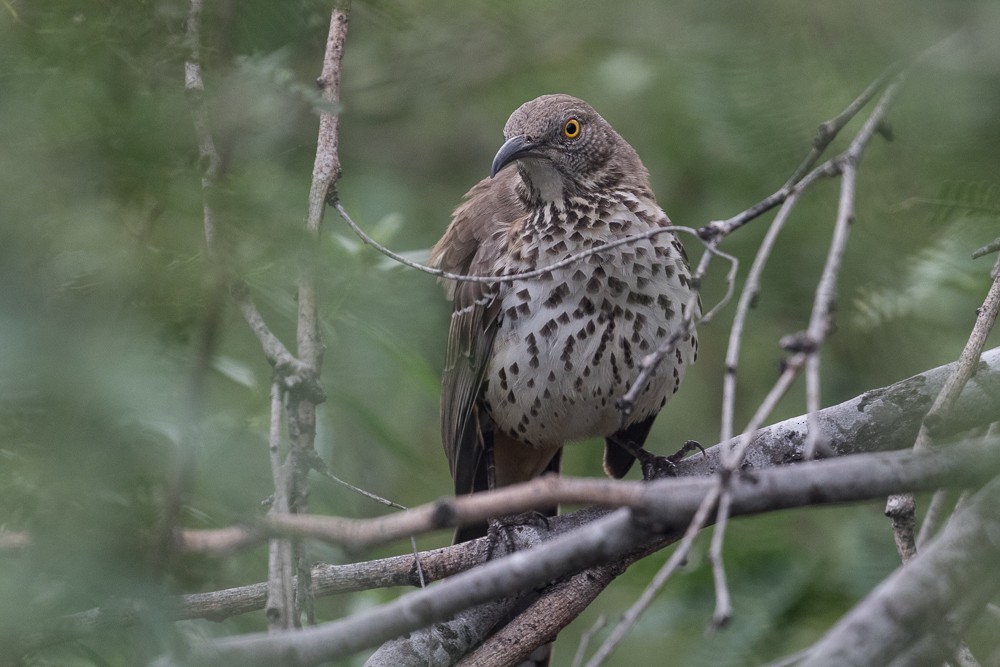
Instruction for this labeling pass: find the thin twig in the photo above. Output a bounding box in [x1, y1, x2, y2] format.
[183, 0, 221, 253]
[910, 254, 1000, 548]
[801, 72, 908, 458]
[313, 457, 427, 590]
[708, 487, 733, 629]
[335, 199, 726, 286]
[972, 236, 1000, 260]
[157, 0, 228, 574]
[584, 487, 721, 667]
[315, 468, 407, 510]
[721, 190, 801, 441]
[697, 68, 896, 242]
[232, 282, 311, 382]
[572, 615, 607, 667]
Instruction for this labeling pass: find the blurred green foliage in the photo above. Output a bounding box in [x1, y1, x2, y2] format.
[2, 1, 999, 665]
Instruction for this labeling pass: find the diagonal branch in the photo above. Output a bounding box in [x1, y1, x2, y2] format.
[798, 476, 1000, 666]
[152, 437, 1000, 667]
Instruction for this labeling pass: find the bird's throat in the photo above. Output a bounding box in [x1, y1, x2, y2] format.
[518, 159, 565, 203]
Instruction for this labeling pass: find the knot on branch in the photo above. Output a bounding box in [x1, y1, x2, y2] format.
[430, 499, 456, 530]
[814, 120, 836, 147]
[276, 365, 326, 404]
[779, 331, 818, 355]
[325, 182, 341, 207]
[697, 221, 725, 241]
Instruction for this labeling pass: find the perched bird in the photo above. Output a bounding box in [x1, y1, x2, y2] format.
[431, 94, 698, 543]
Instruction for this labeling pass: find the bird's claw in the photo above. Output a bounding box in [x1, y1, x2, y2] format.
[638, 440, 704, 480]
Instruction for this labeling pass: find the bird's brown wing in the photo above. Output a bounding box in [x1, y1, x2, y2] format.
[430, 169, 525, 498]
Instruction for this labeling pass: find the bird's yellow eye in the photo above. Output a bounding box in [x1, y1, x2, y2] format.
[562, 118, 581, 139]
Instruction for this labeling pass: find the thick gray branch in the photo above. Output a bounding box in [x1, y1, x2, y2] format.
[799, 476, 1000, 666]
[152, 438, 1000, 667]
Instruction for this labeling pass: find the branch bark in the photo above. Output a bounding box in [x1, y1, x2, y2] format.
[152, 436, 1000, 667]
[799, 476, 1000, 666]
[278, 0, 351, 627]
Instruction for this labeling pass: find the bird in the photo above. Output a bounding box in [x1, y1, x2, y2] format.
[431, 94, 698, 543]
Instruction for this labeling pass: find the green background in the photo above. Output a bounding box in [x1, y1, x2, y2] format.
[2, 1, 999, 664]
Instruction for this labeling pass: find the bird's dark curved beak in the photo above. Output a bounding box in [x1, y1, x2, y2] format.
[490, 135, 542, 178]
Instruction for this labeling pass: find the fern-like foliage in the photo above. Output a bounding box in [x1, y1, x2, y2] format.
[918, 180, 1000, 225]
[852, 226, 987, 331]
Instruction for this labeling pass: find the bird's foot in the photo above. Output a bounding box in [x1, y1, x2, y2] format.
[638, 451, 676, 480]
[638, 440, 704, 480]
[668, 439, 705, 465]
[485, 511, 551, 560]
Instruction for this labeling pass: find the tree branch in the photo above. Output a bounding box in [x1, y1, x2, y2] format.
[153, 436, 1000, 667]
[171, 345, 1000, 555]
[798, 476, 1000, 666]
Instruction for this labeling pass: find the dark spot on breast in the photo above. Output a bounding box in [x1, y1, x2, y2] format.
[627, 292, 654, 307]
[517, 288, 531, 301]
[544, 282, 570, 308]
[657, 295, 675, 319]
[607, 277, 628, 294]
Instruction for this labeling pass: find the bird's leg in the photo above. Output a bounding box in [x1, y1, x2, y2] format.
[483, 438, 554, 559]
[610, 436, 703, 480]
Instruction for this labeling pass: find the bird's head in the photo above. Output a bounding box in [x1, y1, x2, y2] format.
[490, 94, 646, 201]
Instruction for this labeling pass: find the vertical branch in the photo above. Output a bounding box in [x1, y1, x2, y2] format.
[283, 0, 352, 625]
[266, 380, 295, 630]
[156, 0, 226, 571]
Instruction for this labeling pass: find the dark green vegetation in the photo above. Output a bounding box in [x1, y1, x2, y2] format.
[2, 1, 999, 665]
